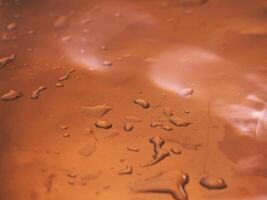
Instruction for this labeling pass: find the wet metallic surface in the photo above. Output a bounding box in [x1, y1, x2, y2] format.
[1, 0, 267, 199]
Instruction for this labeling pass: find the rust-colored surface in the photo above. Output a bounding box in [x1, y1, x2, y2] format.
[1, 0, 267, 199]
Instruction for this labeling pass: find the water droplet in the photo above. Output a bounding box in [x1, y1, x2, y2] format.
[1, 90, 22, 101]
[61, 35, 72, 42]
[62, 133, 70, 137]
[140, 136, 170, 167]
[58, 68, 75, 81]
[169, 117, 191, 127]
[6, 22, 17, 31]
[118, 165, 133, 175]
[103, 60, 112, 66]
[56, 82, 64, 87]
[130, 170, 189, 200]
[133, 98, 150, 109]
[53, 15, 69, 29]
[127, 146, 139, 152]
[150, 122, 163, 128]
[181, 88, 194, 96]
[170, 147, 182, 155]
[200, 176, 227, 190]
[95, 120, 112, 129]
[44, 173, 56, 193]
[184, 110, 190, 114]
[124, 123, 134, 132]
[31, 86, 46, 99]
[60, 125, 69, 130]
[0, 54, 15, 68]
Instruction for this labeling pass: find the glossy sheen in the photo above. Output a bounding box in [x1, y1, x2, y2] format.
[1, 0, 267, 200]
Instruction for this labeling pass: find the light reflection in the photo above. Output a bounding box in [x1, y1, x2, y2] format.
[247, 94, 266, 104]
[56, 1, 156, 72]
[149, 47, 222, 97]
[69, 50, 108, 71]
[148, 46, 267, 139]
[217, 104, 267, 138]
[152, 78, 187, 97]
